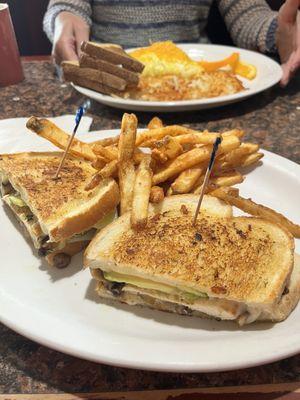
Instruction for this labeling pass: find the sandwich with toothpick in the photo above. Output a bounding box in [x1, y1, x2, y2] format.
[84, 123, 300, 325]
[0, 152, 119, 268]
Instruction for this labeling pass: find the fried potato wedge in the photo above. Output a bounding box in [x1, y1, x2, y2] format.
[118, 113, 138, 215]
[152, 135, 240, 185]
[211, 190, 300, 238]
[119, 113, 138, 162]
[149, 186, 165, 203]
[137, 125, 200, 146]
[147, 116, 163, 130]
[171, 164, 206, 194]
[193, 170, 244, 194]
[85, 159, 119, 191]
[26, 117, 97, 161]
[131, 155, 153, 229]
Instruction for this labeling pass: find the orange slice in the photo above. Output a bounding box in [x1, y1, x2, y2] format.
[198, 52, 239, 72]
[234, 61, 257, 80]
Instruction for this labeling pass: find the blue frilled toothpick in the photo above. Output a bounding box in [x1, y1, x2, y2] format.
[192, 136, 222, 225]
[55, 100, 91, 179]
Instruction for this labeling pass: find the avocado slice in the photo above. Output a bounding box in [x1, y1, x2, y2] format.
[103, 271, 208, 301]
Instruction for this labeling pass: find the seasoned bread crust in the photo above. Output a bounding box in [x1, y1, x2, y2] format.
[85, 195, 294, 305]
[0, 152, 120, 241]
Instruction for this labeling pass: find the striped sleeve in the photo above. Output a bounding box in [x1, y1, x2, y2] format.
[43, 0, 92, 43]
[217, 0, 278, 53]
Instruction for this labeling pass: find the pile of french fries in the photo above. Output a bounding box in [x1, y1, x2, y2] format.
[26, 114, 300, 238]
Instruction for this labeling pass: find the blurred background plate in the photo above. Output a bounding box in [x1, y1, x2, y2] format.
[72, 44, 282, 112]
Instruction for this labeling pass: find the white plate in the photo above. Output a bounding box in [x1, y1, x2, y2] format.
[0, 129, 299, 373]
[72, 44, 282, 112]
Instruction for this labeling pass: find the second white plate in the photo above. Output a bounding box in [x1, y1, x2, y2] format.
[73, 44, 282, 112]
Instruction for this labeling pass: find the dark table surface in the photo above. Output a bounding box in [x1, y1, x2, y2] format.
[0, 60, 299, 395]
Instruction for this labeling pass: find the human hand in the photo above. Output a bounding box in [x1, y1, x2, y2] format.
[277, 0, 300, 86]
[52, 11, 90, 65]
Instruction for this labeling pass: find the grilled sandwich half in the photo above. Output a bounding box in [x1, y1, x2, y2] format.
[85, 195, 299, 325]
[0, 152, 119, 268]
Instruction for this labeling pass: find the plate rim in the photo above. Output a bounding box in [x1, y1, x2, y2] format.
[0, 128, 299, 373]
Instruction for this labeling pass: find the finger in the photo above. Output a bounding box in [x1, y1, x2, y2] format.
[280, 50, 300, 85]
[74, 25, 90, 58]
[53, 38, 78, 65]
[64, 40, 78, 61]
[279, 0, 300, 23]
[280, 63, 291, 86]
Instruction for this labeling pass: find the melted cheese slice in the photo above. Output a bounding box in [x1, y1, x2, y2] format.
[103, 271, 207, 300]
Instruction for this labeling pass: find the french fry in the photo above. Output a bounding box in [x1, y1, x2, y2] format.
[192, 183, 239, 197]
[153, 136, 183, 158]
[147, 116, 163, 130]
[85, 160, 119, 191]
[26, 117, 97, 161]
[99, 159, 119, 178]
[209, 186, 240, 197]
[92, 143, 118, 161]
[136, 125, 200, 146]
[119, 113, 138, 162]
[119, 160, 136, 215]
[239, 152, 264, 168]
[171, 164, 206, 194]
[212, 171, 244, 186]
[214, 145, 260, 174]
[151, 136, 183, 164]
[164, 129, 244, 148]
[133, 150, 147, 165]
[149, 186, 164, 203]
[193, 171, 244, 194]
[174, 131, 220, 146]
[152, 148, 168, 164]
[91, 136, 119, 147]
[107, 145, 119, 154]
[152, 135, 240, 185]
[118, 113, 138, 215]
[210, 191, 300, 238]
[91, 157, 107, 170]
[221, 129, 244, 139]
[219, 143, 259, 165]
[131, 155, 153, 229]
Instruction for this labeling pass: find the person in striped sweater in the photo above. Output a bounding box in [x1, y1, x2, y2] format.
[44, 0, 300, 86]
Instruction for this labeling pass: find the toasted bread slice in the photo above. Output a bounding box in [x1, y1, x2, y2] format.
[81, 41, 144, 73]
[80, 54, 140, 85]
[0, 152, 119, 242]
[62, 61, 127, 91]
[85, 194, 294, 306]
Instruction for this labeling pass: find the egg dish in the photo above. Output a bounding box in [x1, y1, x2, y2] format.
[125, 41, 246, 101]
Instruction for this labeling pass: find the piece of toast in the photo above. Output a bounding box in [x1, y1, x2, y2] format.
[80, 53, 139, 85]
[62, 61, 127, 91]
[0, 152, 120, 242]
[81, 41, 144, 73]
[85, 194, 294, 305]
